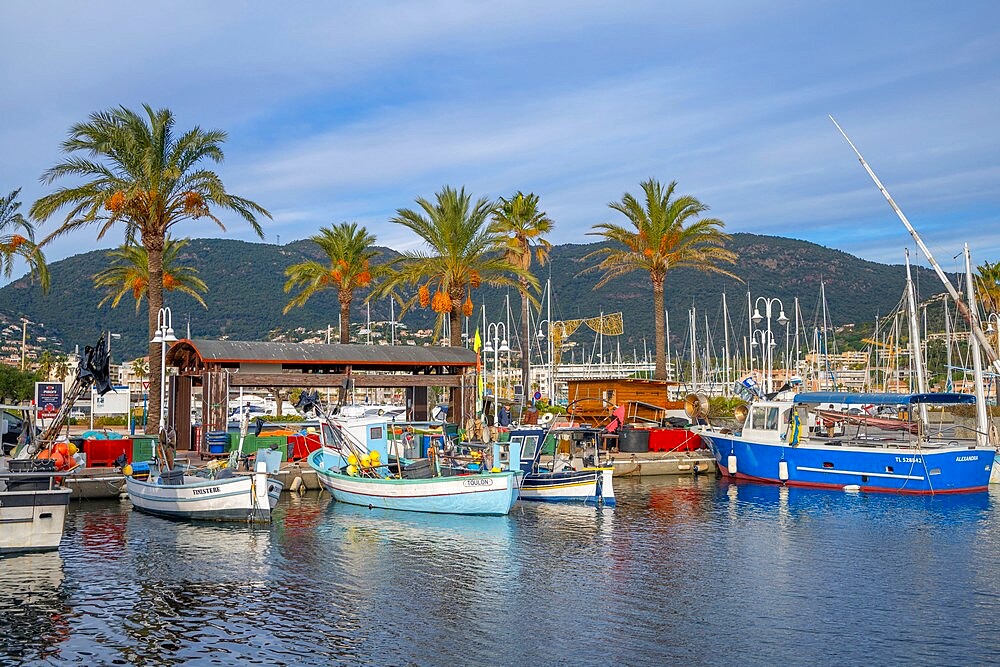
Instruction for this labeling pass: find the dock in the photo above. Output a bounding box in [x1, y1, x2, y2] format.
[609, 450, 717, 477]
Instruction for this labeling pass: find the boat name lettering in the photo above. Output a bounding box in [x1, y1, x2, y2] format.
[895, 456, 922, 463]
[955, 456, 978, 462]
[192, 487, 221, 495]
[463, 478, 494, 488]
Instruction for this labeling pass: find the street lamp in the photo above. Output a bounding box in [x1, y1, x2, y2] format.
[150, 308, 178, 439]
[752, 297, 788, 394]
[482, 322, 510, 426]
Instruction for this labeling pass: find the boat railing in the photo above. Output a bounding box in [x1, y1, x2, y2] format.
[0, 469, 63, 491]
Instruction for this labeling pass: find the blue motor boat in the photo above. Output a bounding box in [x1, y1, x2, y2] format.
[699, 391, 994, 494]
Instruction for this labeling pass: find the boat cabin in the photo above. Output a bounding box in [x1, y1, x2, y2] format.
[507, 426, 605, 473]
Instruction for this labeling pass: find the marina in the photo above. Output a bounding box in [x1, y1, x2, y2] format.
[2, 4, 999, 664]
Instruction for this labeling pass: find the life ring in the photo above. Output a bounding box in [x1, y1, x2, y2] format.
[539, 412, 555, 425]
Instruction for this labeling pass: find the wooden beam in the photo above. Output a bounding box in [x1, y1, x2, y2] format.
[228, 372, 474, 388]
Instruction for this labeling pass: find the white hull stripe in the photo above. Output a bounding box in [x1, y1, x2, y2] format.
[796, 466, 924, 481]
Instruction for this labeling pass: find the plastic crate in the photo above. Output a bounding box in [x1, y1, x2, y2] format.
[287, 433, 322, 461]
[132, 436, 157, 462]
[253, 436, 288, 462]
[84, 438, 132, 467]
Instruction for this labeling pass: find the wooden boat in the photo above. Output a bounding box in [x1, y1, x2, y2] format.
[124, 454, 283, 523]
[0, 461, 73, 554]
[506, 426, 615, 505]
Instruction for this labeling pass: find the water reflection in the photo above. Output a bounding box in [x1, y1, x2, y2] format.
[2, 481, 999, 666]
[0, 552, 70, 663]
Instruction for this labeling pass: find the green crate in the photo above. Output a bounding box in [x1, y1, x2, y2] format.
[132, 436, 157, 462]
[254, 435, 288, 462]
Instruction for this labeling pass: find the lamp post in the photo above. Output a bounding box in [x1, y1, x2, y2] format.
[151, 308, 178, 438]
[752, 297, 788, 394]
[482, 322, 510, 426]
[20, 317, 33, 371]
[749, 329, 777, 394]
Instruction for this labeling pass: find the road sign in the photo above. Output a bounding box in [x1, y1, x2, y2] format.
[534, 391, 542, 401]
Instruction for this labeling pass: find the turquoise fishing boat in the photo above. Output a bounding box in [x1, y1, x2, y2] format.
[307, 418, 522, 516]
[309, 447, 520, 516]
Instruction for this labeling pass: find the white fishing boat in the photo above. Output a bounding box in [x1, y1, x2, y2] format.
[124, 454, 283, 523]
[0, 461, 73, 554]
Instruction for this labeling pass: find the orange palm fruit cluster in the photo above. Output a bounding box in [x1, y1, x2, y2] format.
[419, 284, 431, 308]
[105, 190, 126, 213]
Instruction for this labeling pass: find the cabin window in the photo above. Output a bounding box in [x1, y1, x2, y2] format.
[765, 407, 779, 430]
[369, 426, 383, 440]
[751, 408, 767, 430]
[510, 436, 524, 447]
[522, 435, 539, 459]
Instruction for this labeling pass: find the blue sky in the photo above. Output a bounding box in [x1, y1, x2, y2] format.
[2, 1, 999, 278]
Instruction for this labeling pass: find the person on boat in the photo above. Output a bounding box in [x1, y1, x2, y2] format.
[606, 405, 626, 433]
[498, 404, 511, 428]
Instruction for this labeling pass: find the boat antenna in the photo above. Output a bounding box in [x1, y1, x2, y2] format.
[829, 115, 1000, 374]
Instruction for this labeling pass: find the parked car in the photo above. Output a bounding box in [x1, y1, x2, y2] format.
[1, 410, 28, 455]
[69, 410, 86, 420]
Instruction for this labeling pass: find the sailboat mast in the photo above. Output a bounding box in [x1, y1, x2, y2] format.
[665, 308, 672, 381]
[689, 307, 698, 388]
[722, 292, 731, 391]
[831, 115, 1000, 373]
[905, 250, 930, 423]
[964, 245, 989, 447]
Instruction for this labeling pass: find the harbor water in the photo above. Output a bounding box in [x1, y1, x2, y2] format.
[3, 477, 1000, 666]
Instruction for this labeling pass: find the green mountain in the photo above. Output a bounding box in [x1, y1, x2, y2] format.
[0, 234, 949, 360]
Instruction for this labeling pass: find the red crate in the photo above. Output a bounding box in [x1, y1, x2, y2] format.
[83, 438, 133, 467]
[287, 433, 323, 461]
[648, 429, 703, 452]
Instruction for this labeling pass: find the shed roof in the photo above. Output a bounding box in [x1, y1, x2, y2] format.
[167, 339, 477, 368]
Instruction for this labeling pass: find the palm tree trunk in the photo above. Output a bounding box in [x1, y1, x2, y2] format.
[145, 238, 165, 435]
[448, 287, 464, 347]
[339, 295, 352, 344]
[653, 276, 667, 381]
[520, 281, 530, 395]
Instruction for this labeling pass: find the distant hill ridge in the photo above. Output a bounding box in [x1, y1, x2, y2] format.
[0, 233, 948, 359]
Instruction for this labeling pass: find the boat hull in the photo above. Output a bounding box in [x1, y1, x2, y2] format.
[309, 450, 519, 515]
[702, 432, 993, 494]
[125, 473, 282, 522]
[0, 487, 72, 554]
[521, 467, 616, 505]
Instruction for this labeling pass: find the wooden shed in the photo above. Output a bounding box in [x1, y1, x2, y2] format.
[566, 378, 685, 425]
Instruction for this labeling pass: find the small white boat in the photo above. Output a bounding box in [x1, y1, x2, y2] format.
[125, 457, 283, 523]
[0, 462, 73, 555]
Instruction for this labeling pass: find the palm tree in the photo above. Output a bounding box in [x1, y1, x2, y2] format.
[585, 179, 737, 381]
[491, 192, 553, 393]
[0, 188, 49, 291]
[36, 350, 55, 380]
[283, 222, 383, 344]
[976, 261, 1000, 314]
[383, 186, 532, 347]
[31, 104, 270, 434]
[94, 236, 208, 311]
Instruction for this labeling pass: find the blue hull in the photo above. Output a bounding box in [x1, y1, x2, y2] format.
[702, 433, 993, 494]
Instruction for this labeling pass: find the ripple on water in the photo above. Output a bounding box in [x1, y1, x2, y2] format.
[2, 481, 1000, 666]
